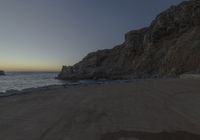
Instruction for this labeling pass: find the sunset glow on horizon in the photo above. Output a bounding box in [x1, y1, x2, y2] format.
[0, 64, 60, 72]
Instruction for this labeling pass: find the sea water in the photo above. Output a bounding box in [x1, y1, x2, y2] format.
[0, 72, 128, 94]
[0, 72, 65, 93]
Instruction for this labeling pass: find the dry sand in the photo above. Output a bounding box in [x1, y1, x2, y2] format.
[0, 79, 200, 140]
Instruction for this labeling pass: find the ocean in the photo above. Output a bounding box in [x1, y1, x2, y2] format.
[0, 72, 127, 94]
[0, 72, 65, 93]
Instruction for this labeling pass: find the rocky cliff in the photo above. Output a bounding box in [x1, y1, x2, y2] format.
[58, 0, 200, 80]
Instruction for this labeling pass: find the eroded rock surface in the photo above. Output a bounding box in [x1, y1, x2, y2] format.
[58, 0, 200, 80]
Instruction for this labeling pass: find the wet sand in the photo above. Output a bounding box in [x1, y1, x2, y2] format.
[0, 79, 200, 140]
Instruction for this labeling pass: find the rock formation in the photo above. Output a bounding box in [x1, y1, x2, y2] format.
[0, 70, 5, 75]
[58, 0, 200, 80]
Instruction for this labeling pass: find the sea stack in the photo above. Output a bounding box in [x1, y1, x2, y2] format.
[58, 0, 200, 80]
[0, 70, 5, 75]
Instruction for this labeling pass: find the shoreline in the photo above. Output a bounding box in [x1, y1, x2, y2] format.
[4, 72, 199, 98]
[0, 79, 136, 97]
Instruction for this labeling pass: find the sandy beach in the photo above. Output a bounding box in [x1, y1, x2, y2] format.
[0, 79, 200, 140]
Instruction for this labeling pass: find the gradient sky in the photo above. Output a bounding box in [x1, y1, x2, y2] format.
[0, 0, 184, 71]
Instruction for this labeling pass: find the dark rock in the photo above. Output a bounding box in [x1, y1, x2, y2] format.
[0, 70, 5, 76]
[58, 0, 200, 80]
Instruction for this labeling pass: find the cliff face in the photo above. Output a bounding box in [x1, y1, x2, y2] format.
[58, 0, 200, 80]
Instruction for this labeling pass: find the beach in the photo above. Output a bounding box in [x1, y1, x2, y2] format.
[0, 78, 200, 140]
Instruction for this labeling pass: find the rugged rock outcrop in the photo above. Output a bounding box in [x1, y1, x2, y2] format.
[0, 70, 5, 75]
[58, 0, 200, 80]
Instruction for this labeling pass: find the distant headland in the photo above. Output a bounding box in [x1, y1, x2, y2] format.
[0, 70, 5, 75]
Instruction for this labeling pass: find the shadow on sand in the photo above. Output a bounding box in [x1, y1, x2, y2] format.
[100, 130, 200, 140]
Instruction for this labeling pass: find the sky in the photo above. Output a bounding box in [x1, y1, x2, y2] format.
[0, 0, 185, 71]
